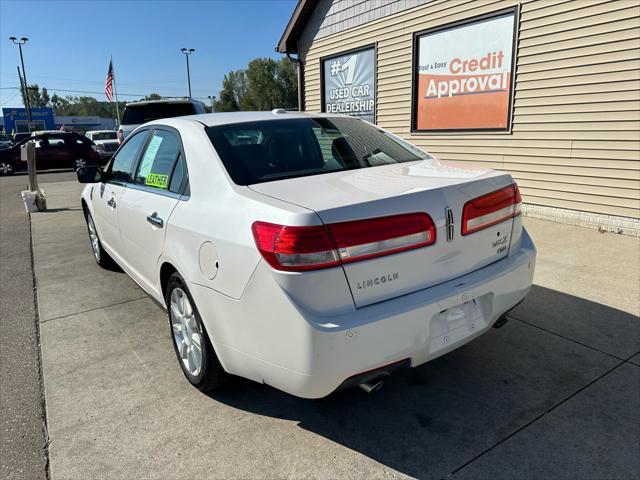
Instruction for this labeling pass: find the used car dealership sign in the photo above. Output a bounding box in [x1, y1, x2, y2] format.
[322, 46, 375, 123]
[414, 10, 516, 131]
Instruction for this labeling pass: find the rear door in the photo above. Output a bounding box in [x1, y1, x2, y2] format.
[92, 130, 149, 261]
[33, 137, 59, 168]
[117, 128, 187, 297]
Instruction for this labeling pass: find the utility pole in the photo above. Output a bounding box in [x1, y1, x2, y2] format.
[9, 37, 32, 129]
[180, 48, 195, 98]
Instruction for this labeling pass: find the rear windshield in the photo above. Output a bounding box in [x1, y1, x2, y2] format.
[91, 132, 117, 140]
[122, 103, 196, 125]
[206, 117, 431, 185]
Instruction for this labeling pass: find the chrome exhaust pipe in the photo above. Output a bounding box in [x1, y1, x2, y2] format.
[359, 379, 385, 393]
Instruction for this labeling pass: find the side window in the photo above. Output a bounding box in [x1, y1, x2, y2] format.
[109, 131, 148, 183]
[134, 130, 181, 191]
[169, 153, 188, 193]
[48, 137, 66, 147]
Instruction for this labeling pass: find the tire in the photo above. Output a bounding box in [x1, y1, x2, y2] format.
[74, 158, 87, 169]
[84, 210, 114, 268]
[166, 272, 227, 392]
[0, 161, 14, 176]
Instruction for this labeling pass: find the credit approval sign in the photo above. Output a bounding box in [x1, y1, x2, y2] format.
[413, 10, 517, 131]
[322, 46, 375, 123]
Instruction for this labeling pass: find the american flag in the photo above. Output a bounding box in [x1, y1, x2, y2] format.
[105, 59, 114, 102]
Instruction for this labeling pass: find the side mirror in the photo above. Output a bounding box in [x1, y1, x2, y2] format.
[77, 165, 104, 183]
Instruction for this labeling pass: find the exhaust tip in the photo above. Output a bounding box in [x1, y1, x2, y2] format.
[493, 315, 509, 329]
[359, 380, 384, 394]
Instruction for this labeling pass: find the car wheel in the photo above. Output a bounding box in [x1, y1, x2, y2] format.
[85, 210, 114, 268]
[166, 272, 227, 392]
[74, 158, 87, 169]
[0, 161, 14, 175]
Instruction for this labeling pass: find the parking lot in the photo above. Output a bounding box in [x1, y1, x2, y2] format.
[1, 174, 638, 479]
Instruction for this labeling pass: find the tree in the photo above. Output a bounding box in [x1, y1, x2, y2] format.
[50, 94, 71, 113]
[276, 58, 298, 110]
[214, 70, 248, 112]
[213, 58, 298, 112]
[21, 84, 50, 108]
[143, 93, 162, 101]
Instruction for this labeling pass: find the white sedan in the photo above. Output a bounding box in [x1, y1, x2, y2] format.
[77, 111, 536, 398]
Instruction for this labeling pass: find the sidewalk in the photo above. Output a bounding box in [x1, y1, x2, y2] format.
[0, 171, 75, 480]
[31, 179, 640, 479]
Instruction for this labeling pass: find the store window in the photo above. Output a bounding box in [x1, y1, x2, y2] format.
[412, 8, 518, 132]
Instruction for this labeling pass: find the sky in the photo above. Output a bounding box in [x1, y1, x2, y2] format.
[0, 0, 297, 109]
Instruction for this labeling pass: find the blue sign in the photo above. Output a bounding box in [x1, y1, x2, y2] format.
[2, 107, 55, 134]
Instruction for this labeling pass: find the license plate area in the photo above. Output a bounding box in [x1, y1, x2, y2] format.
[429, 296, 488, 354]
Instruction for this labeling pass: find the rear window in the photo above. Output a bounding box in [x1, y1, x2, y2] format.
[206, 117, 431, 185]
[122, 102, 197, 125]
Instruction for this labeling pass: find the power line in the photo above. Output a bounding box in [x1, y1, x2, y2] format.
[0, 71, 218, 87]
[0, 85, 211, 100]
[0, 89, 21, 105]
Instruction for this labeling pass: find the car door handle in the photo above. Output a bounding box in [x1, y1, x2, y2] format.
[146, 213, 164, 228]
[107, 198, 116, 209]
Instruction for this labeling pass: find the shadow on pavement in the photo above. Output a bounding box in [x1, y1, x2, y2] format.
[13, 168, 75, 176]
[38, 207, 82, 213]
[208, 285, 638, 479]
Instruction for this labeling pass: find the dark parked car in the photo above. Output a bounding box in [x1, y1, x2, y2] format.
[12, 132, 31, 144]
[117, 98, 207, 141]
[0, 132, 101, 175]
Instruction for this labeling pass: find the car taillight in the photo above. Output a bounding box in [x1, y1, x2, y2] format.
[252, 213, 436, 272]
[461, 184, 522, 235]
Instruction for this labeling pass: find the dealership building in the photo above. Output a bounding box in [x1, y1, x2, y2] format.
[278, 0, 640, 236]
[1, 107, 115, 135]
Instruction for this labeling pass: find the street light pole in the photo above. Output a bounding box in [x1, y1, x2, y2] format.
[9, 36, 32, 127]
[180, 48, 195, 98]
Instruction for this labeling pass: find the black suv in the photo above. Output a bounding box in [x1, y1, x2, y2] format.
[117, 98, 207, 142]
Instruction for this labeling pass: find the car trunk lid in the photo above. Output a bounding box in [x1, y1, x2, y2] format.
[250, 159, 518, 308]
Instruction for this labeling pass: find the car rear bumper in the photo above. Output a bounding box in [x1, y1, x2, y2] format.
[190, 228, 536, 398]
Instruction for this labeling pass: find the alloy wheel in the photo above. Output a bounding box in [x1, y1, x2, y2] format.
[0, 162, 13, 175]
[87, 214, 100, 261]
[74, 158, 86, 169]
[170, 287, 203, 377]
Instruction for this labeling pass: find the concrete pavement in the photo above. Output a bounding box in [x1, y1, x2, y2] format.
[0, 171, 75, 480]
[25, 179, 640, 479]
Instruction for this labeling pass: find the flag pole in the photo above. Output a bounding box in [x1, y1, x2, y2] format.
[111, 56, 121, 127]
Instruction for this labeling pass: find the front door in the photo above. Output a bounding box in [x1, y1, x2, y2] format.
[117, 128, 188, 298]
[91, 130, 149, 262]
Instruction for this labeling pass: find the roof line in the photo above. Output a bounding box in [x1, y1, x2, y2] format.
[276, 0, 315, 54]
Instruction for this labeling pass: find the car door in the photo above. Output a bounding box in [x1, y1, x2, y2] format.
[33, 137, 56, 168]
[48, 136, 72, 167]
[66, 135, 92, 166]
[91, 130, 149, 263]
[117, 128, 188, 297]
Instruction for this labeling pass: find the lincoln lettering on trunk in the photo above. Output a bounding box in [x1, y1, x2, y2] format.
[357, 273, 399, 290]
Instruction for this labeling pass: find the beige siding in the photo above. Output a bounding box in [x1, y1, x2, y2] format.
[299, 0, 640, 219]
